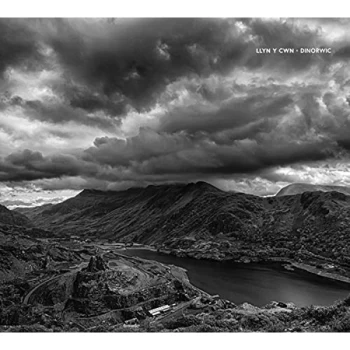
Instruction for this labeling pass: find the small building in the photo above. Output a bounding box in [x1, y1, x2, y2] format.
[148, 305, 171, 317]
[322, 263, 335, 271]
[124, 317, 139, 326]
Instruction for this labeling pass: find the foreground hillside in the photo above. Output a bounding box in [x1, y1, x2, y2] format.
[1, 229, 350, 333]
[0, 225, 199, 331]
[16, 182, 350, 275]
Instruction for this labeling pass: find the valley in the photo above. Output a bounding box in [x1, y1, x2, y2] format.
[2, 182, 350, 332]
[15, 182, 350, 283]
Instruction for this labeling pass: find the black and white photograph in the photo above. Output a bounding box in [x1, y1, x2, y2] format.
[1, 12, 350, 339]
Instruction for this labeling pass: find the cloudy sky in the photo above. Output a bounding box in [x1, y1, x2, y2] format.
[1, 18, 350, 207]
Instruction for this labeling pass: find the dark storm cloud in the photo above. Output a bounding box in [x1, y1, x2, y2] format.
[1, 128, 335, 186]
[246, 19, 322, 69]
[44, 18, 250, 113]
[68, 88, 127, 116]
[0, 18, 250, 123]
[0, 149, 97, 182]
[1, 94, 118, 130]
[0, 19, 43, 75]
[1, 18, 350, 195]
[209, 119, 273, 146]
[337, 139, 350, 151]
[0, 18, 336, 119]
[159, 92, 294, 134]
[334, 46, 350, 59]
[334, 45, 350, 59]
[44, 18, 332, 114]
[83, 127, 334, 178]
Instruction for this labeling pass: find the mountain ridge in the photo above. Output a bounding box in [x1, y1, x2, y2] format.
[13, 182, 350, 269]
[276, 183, 350, 197]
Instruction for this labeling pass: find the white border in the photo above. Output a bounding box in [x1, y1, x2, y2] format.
[2, 333, 349, 350]
[1, 2, 350, 348]
[1, 0, 350, 17]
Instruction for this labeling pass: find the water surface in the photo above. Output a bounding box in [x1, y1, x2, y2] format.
[120, 248, 350, 307]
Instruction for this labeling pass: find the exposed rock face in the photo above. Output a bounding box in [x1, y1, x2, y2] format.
[85, 256, 108, 273]
[68, 268, 195, 317]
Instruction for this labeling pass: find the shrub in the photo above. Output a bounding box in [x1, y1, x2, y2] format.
[329, 314, 350, 332]
[163, 315, 201, 330]
[303, 305, 340, 324]
[240, 314, 285, 332]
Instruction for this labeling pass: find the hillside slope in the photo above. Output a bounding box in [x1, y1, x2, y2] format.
[0, 204, 32, 228]
[18, 182, 228, 242]
[17, 182, 350, 267]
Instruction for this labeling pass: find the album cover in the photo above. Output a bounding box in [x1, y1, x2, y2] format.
[1, 17, 350, 334]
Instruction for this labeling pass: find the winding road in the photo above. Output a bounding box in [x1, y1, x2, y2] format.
[22, 261, 88, 305]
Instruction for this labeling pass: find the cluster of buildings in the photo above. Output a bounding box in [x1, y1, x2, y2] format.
[148, 303, 177, 316]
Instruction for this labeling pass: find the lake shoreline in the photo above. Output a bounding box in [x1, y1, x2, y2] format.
[119, 245, 350, 287]
[289, 262, 350, 285]
[118, 246, 350, 307]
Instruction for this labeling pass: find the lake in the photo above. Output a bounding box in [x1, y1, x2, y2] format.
[120, 248, 350, 307]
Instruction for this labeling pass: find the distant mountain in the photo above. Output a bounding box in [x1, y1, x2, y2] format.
[16, 181, 225, 243]
[0, 204, 32, 228]
[16, 203, 54, 218]
[16, 181, 350, 265]
[276, 183, 350, 197]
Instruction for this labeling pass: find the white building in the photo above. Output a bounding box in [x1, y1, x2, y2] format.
[148, 305, 171, 316]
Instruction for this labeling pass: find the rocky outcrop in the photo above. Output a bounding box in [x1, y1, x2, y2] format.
[84, 256, 109, 273]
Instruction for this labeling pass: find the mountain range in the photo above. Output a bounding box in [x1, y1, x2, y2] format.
[8, 182, 350, 267]
[2, 181, 350, 332]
